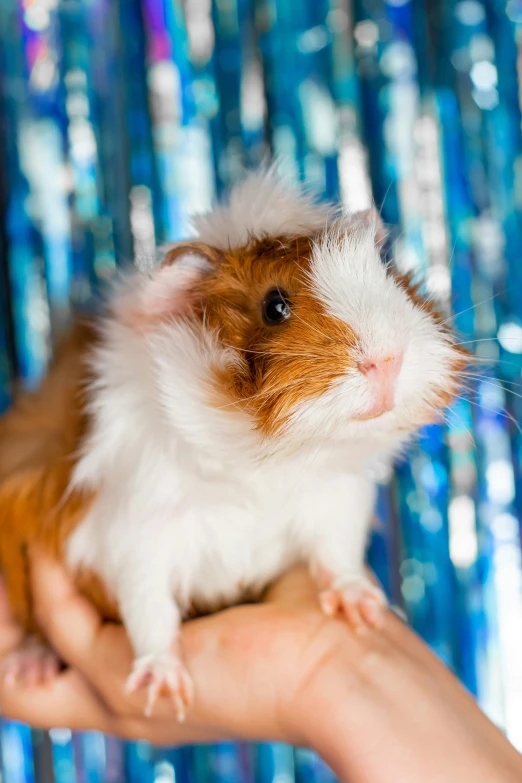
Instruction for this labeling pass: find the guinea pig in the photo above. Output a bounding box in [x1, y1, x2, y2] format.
[0, 168, 467, 719]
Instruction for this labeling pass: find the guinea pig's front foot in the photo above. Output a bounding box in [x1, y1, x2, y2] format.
[0, 635, 60, 687]
[319, 576, 387, 633]
[125, 651, 194, 721]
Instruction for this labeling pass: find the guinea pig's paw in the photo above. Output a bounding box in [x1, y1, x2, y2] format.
[125, 652, 194, 721]
[319, 577, 387, 633]
[0, 636, 60, 688]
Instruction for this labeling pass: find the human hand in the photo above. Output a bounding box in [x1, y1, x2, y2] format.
[0, 553, 351, 747]
[1, 554, 521, 783]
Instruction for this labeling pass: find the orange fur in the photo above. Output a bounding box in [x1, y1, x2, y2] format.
[0, 321, 118, 634]
[192, 235, 358, 437]
[188, 236, 467, 437]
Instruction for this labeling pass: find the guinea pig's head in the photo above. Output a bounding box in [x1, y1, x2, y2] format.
[129, 215, 467, 451]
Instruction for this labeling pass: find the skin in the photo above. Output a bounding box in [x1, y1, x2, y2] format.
[0, 553, 521, 783]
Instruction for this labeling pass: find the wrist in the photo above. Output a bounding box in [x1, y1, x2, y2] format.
[293, 621, 522, 783]
[281, 622, 366, 776]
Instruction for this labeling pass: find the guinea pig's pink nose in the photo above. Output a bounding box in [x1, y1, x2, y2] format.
[358, 354, 403, 381]
[358, 354, 403, 416]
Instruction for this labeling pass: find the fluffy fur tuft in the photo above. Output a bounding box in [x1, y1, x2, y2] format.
[191, 166, 335, 249]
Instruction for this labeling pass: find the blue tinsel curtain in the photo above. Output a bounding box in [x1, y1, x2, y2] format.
[1, 0, 522, 781]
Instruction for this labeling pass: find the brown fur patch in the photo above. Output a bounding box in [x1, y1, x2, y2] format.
[0, 320, 114, 635]
[191, 235, 358, 437]
[185, 239, 470, 437]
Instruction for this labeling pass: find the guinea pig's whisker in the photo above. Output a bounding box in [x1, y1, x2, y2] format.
[260, 374, 335, 397]
[456, 394, 522, 436]
[422, 292, 440, 309]
[379, 181, 394, 221]
[222, 344, 325, 360]
[467, 356, 522, 370]
[461, 374, 522, 401]
[440, 292, 501, 327]
[385, 228, 406, 256]
[443, 409, 475, 445]
[215, 376, 325, 411]
[294, 253, 313, 266]
[447, 237, 459, 273]
[215, 394, 267, 411]
[294, 269, 313, 288]
[290, 309, 334, 343]
[460, 370, 519, 384]
[454, 336, 522, 346]
[470, 375, 522, 390]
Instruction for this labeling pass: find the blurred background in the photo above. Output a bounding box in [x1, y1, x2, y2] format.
[1, 0, 522, 781]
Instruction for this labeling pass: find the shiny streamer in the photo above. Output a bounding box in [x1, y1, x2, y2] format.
[1, 0, 522, 780]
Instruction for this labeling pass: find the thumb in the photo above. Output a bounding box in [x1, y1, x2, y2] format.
[263, 565, 321, 608]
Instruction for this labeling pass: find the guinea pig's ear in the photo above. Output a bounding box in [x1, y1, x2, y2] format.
[351, 208, 388, 248]
[121, 242, 222, 328]
[160, 241, 223, 272]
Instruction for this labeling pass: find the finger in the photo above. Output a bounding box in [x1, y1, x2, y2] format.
[0, 662, 229, 746]
[29, 550, 186, 719]
[116, 716, 233, 746]
[263, 566, 321, 608]
[0, 576, 24, 655]
[29, 549, 104, 670]
[0, 669, 112, 732]
[29, 550, 140, 712]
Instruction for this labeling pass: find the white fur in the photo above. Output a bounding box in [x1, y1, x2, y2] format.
[191, 166, 335, 249]
[283, 221, 460, 441]
[66, 171, 461, 672]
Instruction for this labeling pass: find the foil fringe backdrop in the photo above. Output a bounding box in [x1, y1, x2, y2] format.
[1, 0, 522, 781]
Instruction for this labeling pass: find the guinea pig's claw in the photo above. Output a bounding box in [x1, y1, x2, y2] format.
[319, 578, 387, 632]
[126, 652, 194, 721]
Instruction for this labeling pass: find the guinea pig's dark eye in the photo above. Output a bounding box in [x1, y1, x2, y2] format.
[262, 289, 291, 326]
